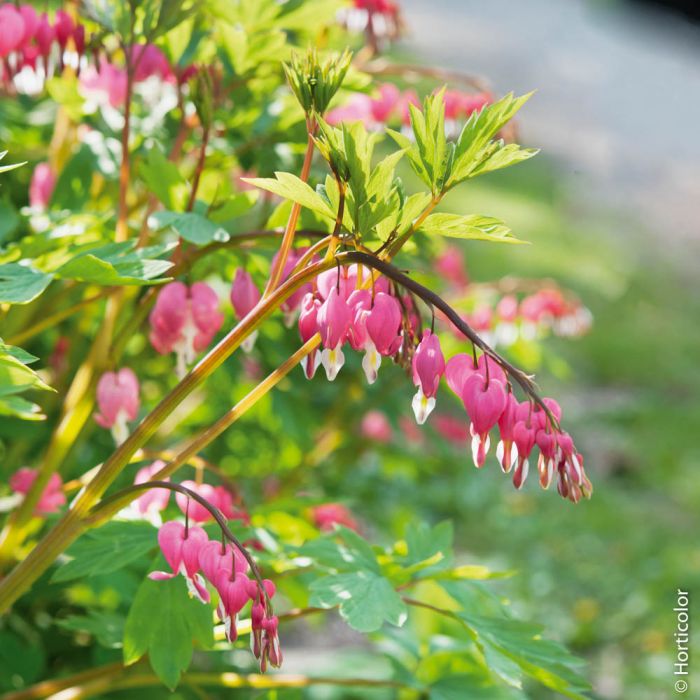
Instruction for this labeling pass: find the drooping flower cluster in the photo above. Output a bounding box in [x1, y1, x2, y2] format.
[9, 468, 66, 515]
[444, 352, 592, 502]
[0, 6, 85, 93]
[150, 519, 281, 670]
[298, 264, 406, 382]
[451, 289, 592, 348]
[94, 368, 140, 445]
[436, 246, 592, 347]
[327, 83, 491, 133]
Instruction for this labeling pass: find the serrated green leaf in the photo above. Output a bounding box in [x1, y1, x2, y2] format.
[447, 93, 534, 188]
[245, 173, 335, 219]
[309, 570, 407, 633]
[0, 263, 53, 304]
[418, 213, 523, 244]
[52, 521, 158, 583]
[124, 573, 213, 690]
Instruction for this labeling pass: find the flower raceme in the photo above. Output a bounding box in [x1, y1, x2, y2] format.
[443, 353, 592, 502]
[149, 281, 225, 378]
[0, 6, 86, 93]
[93, 368, 140, 445]
[150, 517, 281, 670]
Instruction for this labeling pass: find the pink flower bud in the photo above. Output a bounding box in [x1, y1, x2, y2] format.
[53, 10, 74, 49]
[312, 502, 360, 532]
[133, 461, 170, 518]
[230, 269, 261, 351]
[35, 14, 54, 56]
[9, 468, 66, 515]
[174, 480, 237, 523]
[411, 330, 445, 424]
[54, 10, 75, 49]
[360, 410, 392, 443]
[433, 414, 470, 445]
[0, 5, 25, 57]
[460, 372, 507, 467]
[150, 281, 224, 377]
[130, 43, 172, 82]
[317, 288, 352, 380]
[435, 246, 468, 288]
[19, 5, 38, 44]
[79, 62, 128, 108]
[371, 82, 400, 122]
[94, 368, 140, 445]
[496, 393, 520, 472]
[149, 520, 210, 603]
[361, 292, 402, 383]
[198, 540, 249, 584]
[214, 571, 253, 641]
[512, 420, 536, 490]
[29, 162, 55, 210]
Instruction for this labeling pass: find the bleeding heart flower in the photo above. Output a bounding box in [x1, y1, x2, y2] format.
[512, 420, 536, 490]
[317, 288, 352, 380]
[149, 281, 224, 377]
[298, 292, 322, 379]
[94, 368, 140, 445]
[460, 372, 507, 468]
[230, 269, 261, 352]
[149, 521, 210, 603]
[411, 330, 445, 424]
[175, 480, 237, 523]
[361, 292, 402, 384]
[133, 461, 170, 522]
[9, 468, 65, 515]
[496, 393, 520, 473]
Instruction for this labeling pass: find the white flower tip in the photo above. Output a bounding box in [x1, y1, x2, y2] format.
[412, 388, 435, 425]
[321, 347, 345, 381]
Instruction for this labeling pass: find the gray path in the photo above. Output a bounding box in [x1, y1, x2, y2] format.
[399, 0, 700, 251]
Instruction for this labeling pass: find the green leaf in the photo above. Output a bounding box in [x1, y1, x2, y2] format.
[461, 615, 590, 699]
[58, 611, 125, 649]
[149, 210, 230, 245]
[0, 263, 53, 304]
[309, 570, 408, 633]
[298, 526, 380, 573]
[418, 213, 524, 244]
[139, 147, 189, 211]
[245, 173, 335, 219]
[0, 151, 26, 175]
[55, 242, 174, 286]
[0, 342, 53, 420]
[52, 521, 158, 583]
[123, 573, 213, 690]
[447, 93, 534, 188]
[404, 520, 454, 567]
[51, 145, 97, 210]
[45, 76, 85, 122]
